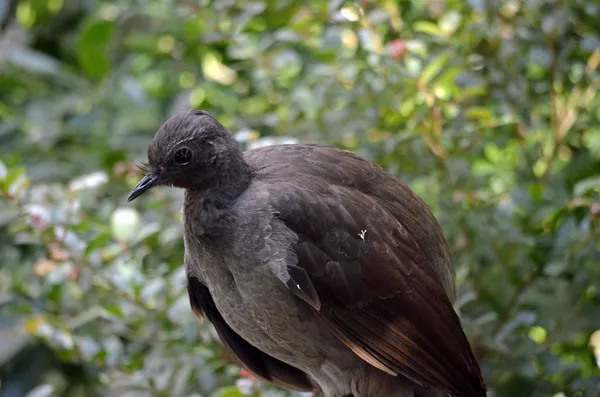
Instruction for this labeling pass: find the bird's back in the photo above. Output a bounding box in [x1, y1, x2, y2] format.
[243, 143, 456, 302]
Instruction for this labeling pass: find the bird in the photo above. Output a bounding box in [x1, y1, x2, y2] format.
[127, 109, 487, 397]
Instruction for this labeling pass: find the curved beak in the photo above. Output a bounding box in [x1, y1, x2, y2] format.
[127, 173, 157, 202]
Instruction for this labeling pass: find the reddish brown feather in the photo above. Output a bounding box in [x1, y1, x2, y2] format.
[190, 305, 205, 323]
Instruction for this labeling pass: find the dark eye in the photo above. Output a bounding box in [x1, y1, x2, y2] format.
[174, 147, 192, 165]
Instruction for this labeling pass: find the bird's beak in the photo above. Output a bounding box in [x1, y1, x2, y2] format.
[127, 173, 158, 202]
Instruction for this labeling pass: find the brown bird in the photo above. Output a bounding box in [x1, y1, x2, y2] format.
[128, 110, 487, 397]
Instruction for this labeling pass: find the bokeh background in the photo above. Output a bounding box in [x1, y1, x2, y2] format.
[1, 0, 599, 396]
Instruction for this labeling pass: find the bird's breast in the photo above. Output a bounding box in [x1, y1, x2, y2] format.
[182, 206, 366, 394]
[184, 224, 349, 366]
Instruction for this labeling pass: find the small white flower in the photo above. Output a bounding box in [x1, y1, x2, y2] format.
[110, 207, 140, 242]
[68, 171, 108, 191]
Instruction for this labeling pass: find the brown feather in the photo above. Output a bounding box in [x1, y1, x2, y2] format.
[245, 144, 486, 397]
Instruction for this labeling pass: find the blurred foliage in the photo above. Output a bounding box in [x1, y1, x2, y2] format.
[1, 0, 599, 396]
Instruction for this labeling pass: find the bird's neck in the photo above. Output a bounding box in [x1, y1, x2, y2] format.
[183, 153, 251, 236]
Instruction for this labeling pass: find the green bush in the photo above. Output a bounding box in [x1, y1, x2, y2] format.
[1, 1, 599, 396]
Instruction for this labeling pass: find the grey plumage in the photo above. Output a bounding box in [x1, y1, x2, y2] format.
[128, 110, 487, 397]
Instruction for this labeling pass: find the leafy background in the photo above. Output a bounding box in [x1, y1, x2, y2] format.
[1, 0, 599, 396]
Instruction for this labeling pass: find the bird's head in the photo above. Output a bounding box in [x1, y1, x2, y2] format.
[127, 109, 239, 202]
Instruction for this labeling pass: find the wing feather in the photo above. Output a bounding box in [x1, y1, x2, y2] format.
[247, 145, 486, 397]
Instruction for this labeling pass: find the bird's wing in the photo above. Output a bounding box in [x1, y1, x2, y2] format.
[186, 273, 313, 392]
[261, 177, 486, 397]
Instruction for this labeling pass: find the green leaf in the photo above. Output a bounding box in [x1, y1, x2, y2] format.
[465, 106, 494, 121]
[436, 66, 461, 88]
[3, 166, 25, 187]
[218, 386, 246, 397]
[202, 52, 237, 85]
[484, 143, 502, 163]
[418, 54, 449, 87]
[528, 326, 548, 345]
[84, 232, 113, 255]
[413, 21, 446, 38]
[24, 384, 55, 397]
[472, 159, 496, 175]
[574, 176, 600, 196]
[439, 11, 462, 35]
[5, 49, 60, 75]
[77, 19, 115, 80]
[0, 159, 7, 181]
[1, 166, 27, 195]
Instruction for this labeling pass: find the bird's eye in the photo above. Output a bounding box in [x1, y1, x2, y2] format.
[174, 147, 192, 165]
